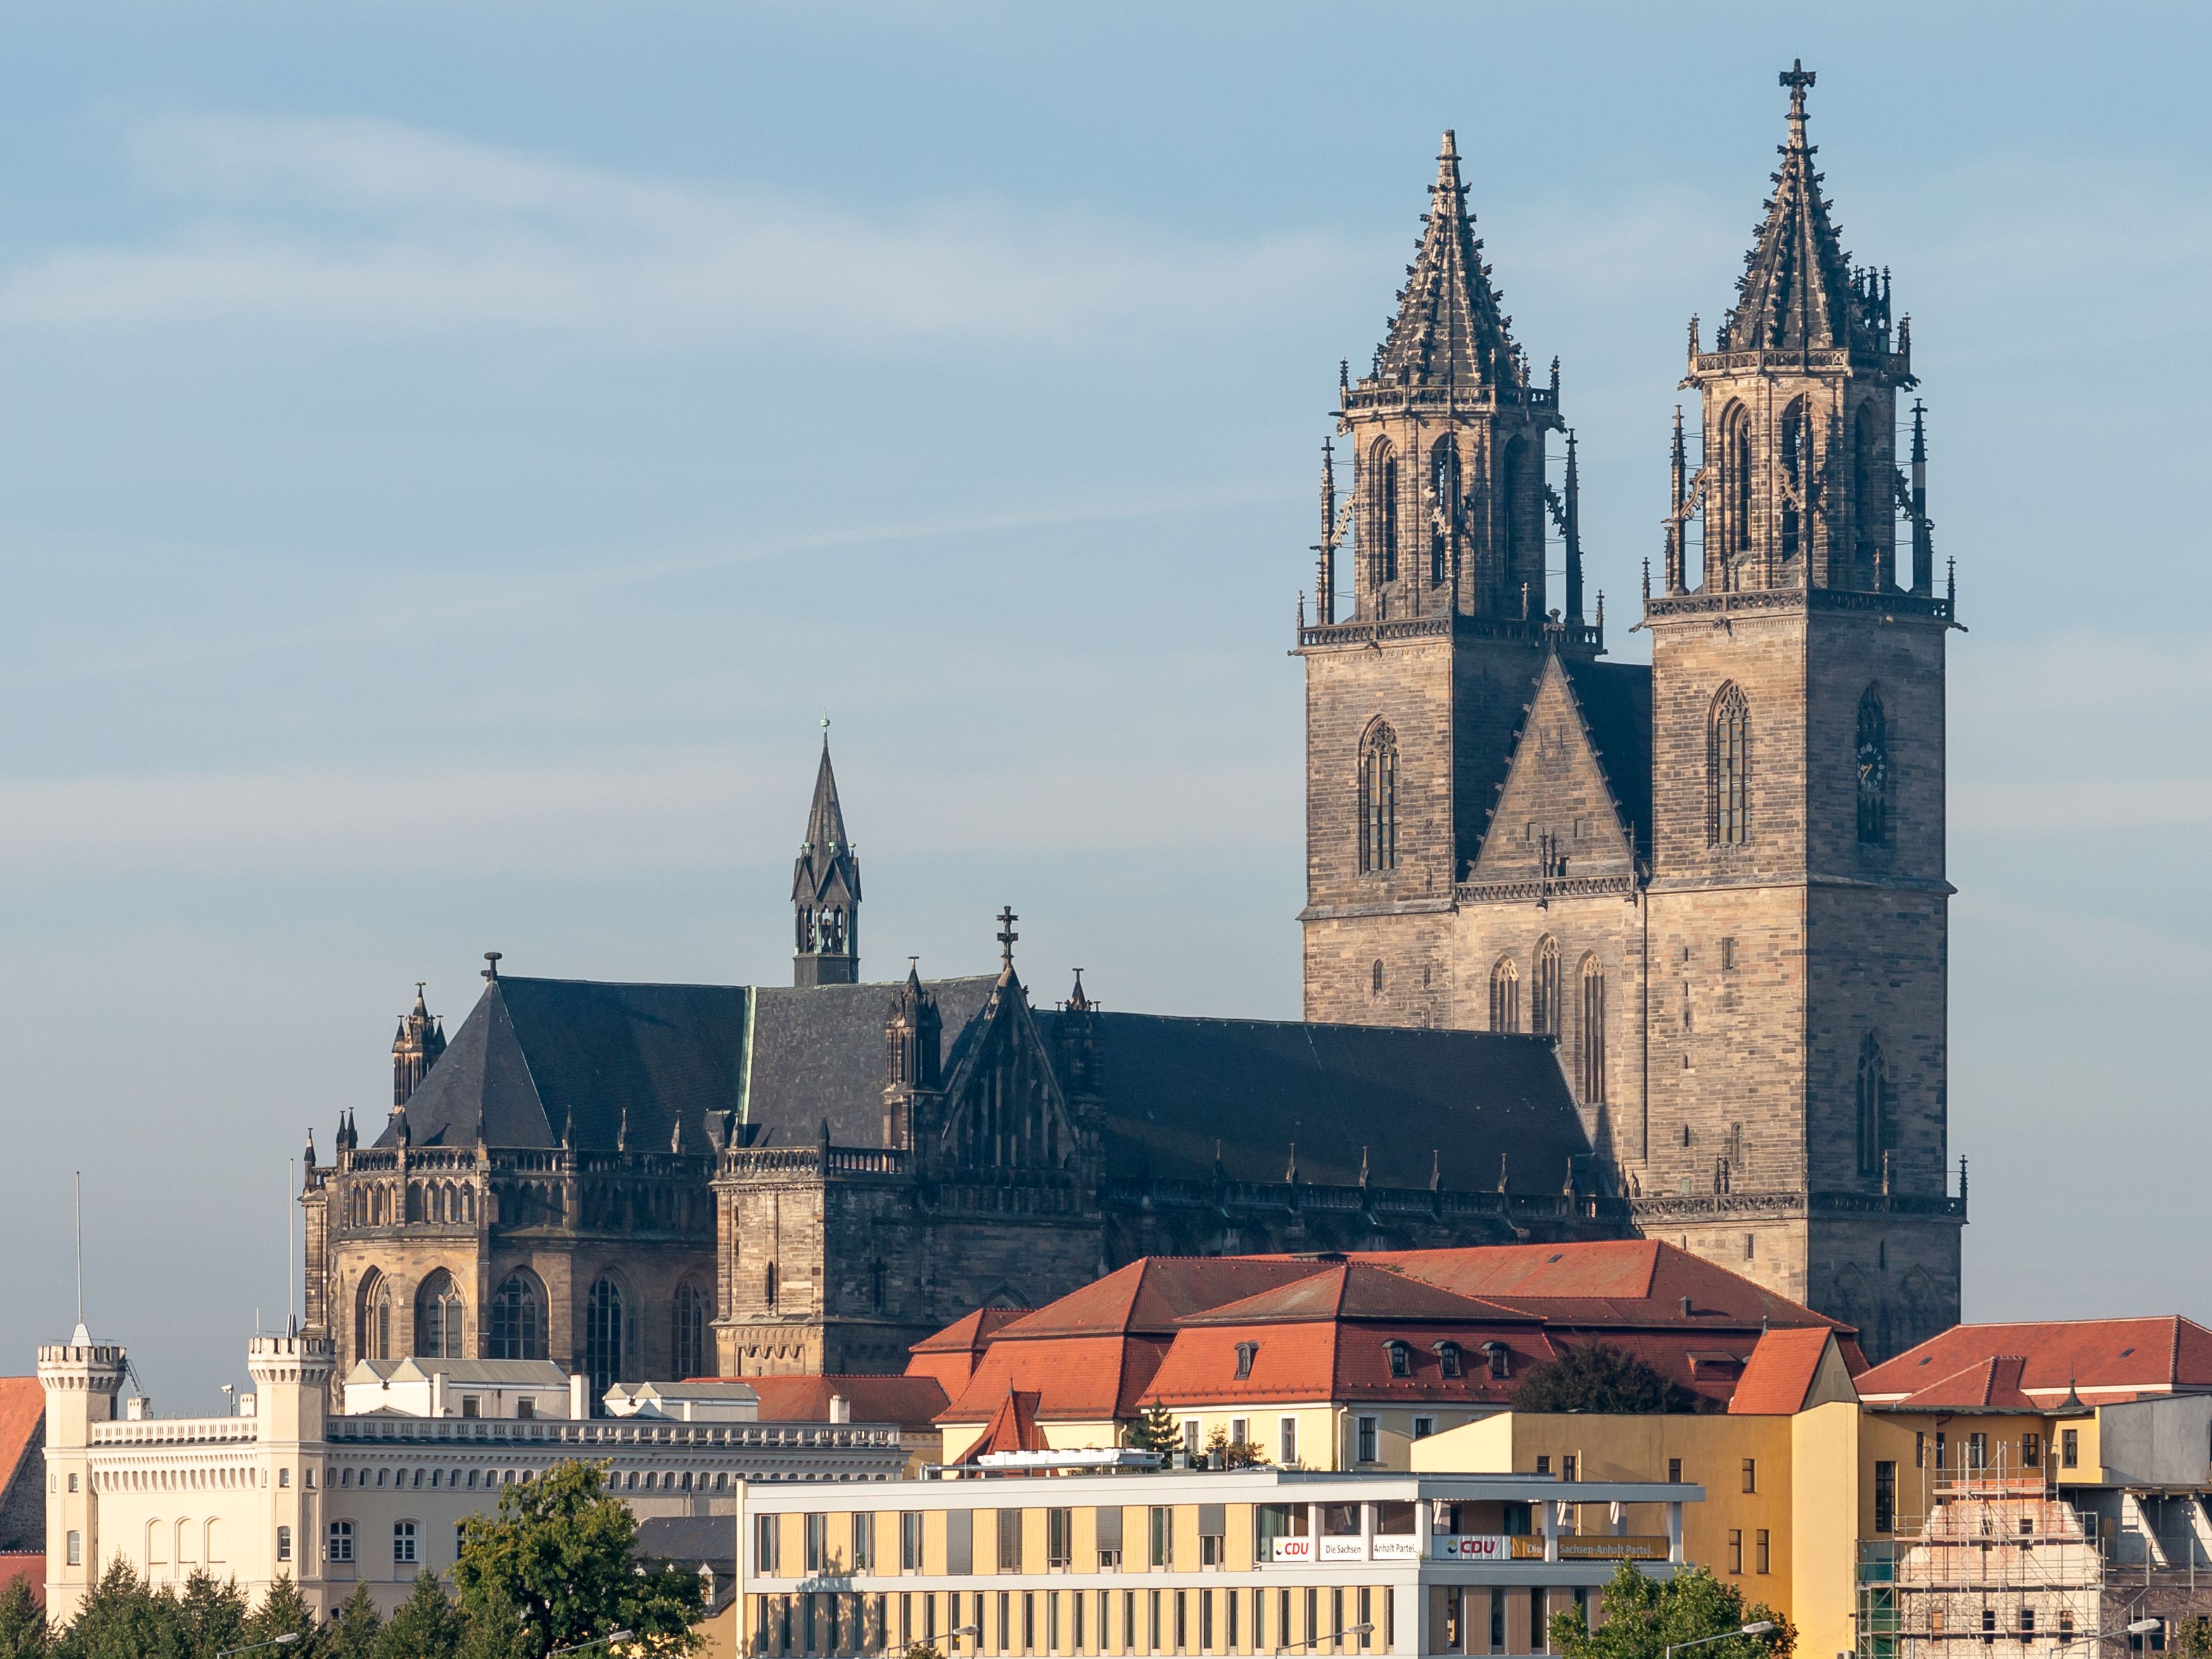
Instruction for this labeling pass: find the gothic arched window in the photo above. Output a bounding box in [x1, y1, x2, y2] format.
[1500, 436, 1530, 600]
[1359, 721, 1398, 874]
[358, 1271, 393, 1363]
[1371, 959, 1385, 998]
[1579, 955, 1607, 1103]
[1710, 683, 1750, 845]
[1857, 1034, 1890, 1179]
[1857, 687, 1889, 844]
[1779, 398, 1807, 563]
[1371, 442, 1399, 588]
[1727, 405, 1753, 558]
[585, 1277, 625, 1408]
[1853, 401, 1882, 578]
[415, 1269, 465, 1360]
[488, 1272, 545, 1361]
[1531, 937, 1560, 1036]
[1428, 437, 1458, 588]
[672, 1281, 709, 1381]
[1489, 958, 1520, 1034]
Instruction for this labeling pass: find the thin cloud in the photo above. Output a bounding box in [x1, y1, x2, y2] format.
[0, 114, 1361, 353]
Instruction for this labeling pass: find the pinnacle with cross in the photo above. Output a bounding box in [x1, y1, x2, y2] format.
[995, 906, 1019, 972]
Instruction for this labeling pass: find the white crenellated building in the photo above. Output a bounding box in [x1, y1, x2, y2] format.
[39, 1329, 906, 1624]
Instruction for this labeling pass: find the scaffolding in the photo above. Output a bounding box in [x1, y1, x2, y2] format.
[1860, 1457, 2104, 1659]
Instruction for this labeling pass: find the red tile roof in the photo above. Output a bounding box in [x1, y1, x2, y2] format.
[0, 1380, 41, 1515]
[1857, 1318, 2212, 1404]
[0, 1554, 41, 1610]
[728, 1375, 948, 1432]
[925, 1244, 1854, 1426]
[1891, 1355, 2038, 1413]
[953, 1390, 1049, 1464]
[1728, 1328, 1845, 1415]
[906, 1307, 1029, 1394]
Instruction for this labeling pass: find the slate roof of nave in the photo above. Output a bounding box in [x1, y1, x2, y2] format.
[382, 974, 1598, 1191]
[1553, 655, 1653, 859]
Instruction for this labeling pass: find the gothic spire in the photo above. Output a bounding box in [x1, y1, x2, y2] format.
[1372, 130, 1519, 390]
[792, 720, 863, 985]
[1721, 62, 1885, 358]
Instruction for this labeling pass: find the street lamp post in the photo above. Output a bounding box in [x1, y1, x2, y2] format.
[1288, 1620, 1375, 1651]
[1662, 1620, 1777, 1659]
[950, 1622, 981, 1655]
[217, 1636, 302, 1658]
[550, 1630, 635, 1656]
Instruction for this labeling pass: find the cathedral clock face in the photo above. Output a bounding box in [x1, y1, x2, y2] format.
[1857, 735, 1886, 792]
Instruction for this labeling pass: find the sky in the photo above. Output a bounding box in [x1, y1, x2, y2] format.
[3, 2, 2209, 1411]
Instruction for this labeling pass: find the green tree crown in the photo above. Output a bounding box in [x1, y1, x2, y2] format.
[1514, 1342, 1716, 1415]
[1548, 1563, 1794, 1659]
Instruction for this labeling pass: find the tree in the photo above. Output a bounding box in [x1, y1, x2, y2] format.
[450, 1461, 702, 1656]
[246, 1577, 319, 1653]
[0, 1579, 48, 1659]
[324, 1586, 384, 1659]
[54, 1559, 179, 1659]
[376, 1573, 469, 1659]
[1514, 1341, 1713, 1415]
[1203, 1424, 1269, 1470]
[1549, 1563, 1793, 1659]
[1124, 1404, 1182, 1463]
[174, 1570, 251, 1659]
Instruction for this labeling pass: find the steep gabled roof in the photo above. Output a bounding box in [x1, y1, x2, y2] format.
[1178, 1262, 1530, 1328]
[1365, 1240, 1848, 1333]
[1373, 131, 1522, 390]
[954, 1390, 1049, 1463]
[0, 1378, 43, 1554]
[1728, 1328, 1857, 1415]
[1556, 658, 1653, 862]
[1858, 1317, 2212, 1403]
[747, 976, 997, 1147]
[1042, 1011, 1594, 1192]
[1891, 1355, 2038, 1414]
[990, 1259, 1326, 1341]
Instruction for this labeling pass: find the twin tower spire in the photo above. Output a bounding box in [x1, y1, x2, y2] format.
[1320, 63, 1930, 630]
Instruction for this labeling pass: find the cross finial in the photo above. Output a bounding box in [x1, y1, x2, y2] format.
[820, 713, 831, 744]
[1781, 60, 1815, 139]
[995, 906, 1019, 972]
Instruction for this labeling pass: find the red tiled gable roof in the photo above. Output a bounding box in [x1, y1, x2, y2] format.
[731, 1375, 948, 1432]
[906, 1307, 1028, 1394]
[1857, 1318, 2212, 1403]
[1893, 1355, 2038, 1413]
[953, 1390, 1048, 1464]
[1141, 1314, 1556, 1409]
[1729, 1327, 1843, 1415]
[1178, 1262, 1534, 1327]
[1361, 1242, 1848, 1332]
[939, 1333, 1171, 1425]
[989, 1259, 1328, 1340]
[0, 1554, 42, 1610]
[0, 1379, 41, 1496]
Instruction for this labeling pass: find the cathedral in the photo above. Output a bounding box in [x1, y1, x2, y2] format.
[298, 63, 1962, 1394]
[1297, 63, 1961, 1356]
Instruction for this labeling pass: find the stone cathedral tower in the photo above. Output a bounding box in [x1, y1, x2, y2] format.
[1299, 70, 1962, 1363]
[1640, 61, 1960, 1358]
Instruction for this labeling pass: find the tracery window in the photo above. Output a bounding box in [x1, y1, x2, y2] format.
[488, 1273, 545, 1362]
[1359, 722, 1397, 874]
[1428, 437, 1458, 588]
[1489, 958, 1520, 1034]
[1779, 398, 1807, 564]
[585, 1277, 625, 1409]
[359, 1271, 393, 1362]
[1857, 687, 1888, 844]
[1531, 937, 1560, 1037]
[1371, 442, 1399, 588]
[415, 1269, 465, 1359]
[1579, 955, 1607, 1103]
[1728, 405, 1753, 557]
[672, 1281, 709, 1381]
[1710, 683, 1750, 845]
[1857, 1034, 1890, 1179]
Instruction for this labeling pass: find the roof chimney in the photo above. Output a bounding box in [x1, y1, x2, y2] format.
[1680, 1296, 1694, 1319]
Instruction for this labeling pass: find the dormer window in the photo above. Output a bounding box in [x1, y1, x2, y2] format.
[1385, 1341, 1412, 1379]
[1434, 1342, 1463, 1379]
[1481, 1341, 1511, 1380]
[1234, 1342, 1259, 1381]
